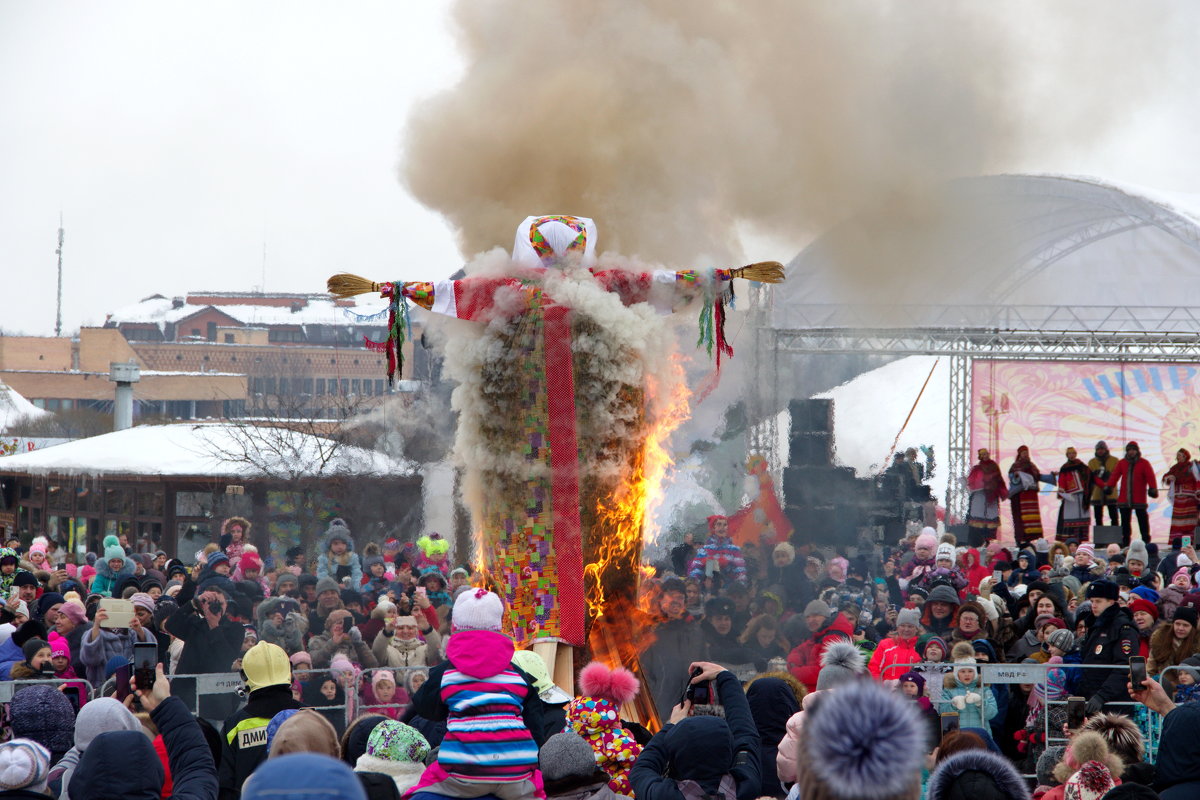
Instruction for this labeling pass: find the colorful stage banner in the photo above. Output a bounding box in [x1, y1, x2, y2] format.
[970, 360, 1200, 543]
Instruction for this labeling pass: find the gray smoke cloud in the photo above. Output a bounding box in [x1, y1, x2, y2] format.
[400, 2, 1193, 299]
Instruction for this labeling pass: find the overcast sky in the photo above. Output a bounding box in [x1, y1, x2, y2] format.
[0, 3, 464, 335]
[3, 3, 1200, 337]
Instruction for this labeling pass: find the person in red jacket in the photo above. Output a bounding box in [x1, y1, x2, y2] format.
[1096, 441, 1158, 546]
[868, 607, 922, 685]
[787, 599, 855, 692]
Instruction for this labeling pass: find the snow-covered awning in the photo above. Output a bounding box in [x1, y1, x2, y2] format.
[0, 422, 415, 480]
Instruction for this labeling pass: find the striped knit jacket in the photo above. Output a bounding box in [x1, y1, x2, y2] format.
[408, 629, 546, 784]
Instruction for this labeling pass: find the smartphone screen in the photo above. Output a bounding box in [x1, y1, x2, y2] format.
[134, 642, 157, 692]
[1066, 696, 1086, 728]
[61, 686, 82, 714]
[940, 712, 960, 739]
[992, 569, 1002, 582]
[1129, 656, 1148, 690]
[1184, 536, 1193, 549]
[114, 663, 133, 701]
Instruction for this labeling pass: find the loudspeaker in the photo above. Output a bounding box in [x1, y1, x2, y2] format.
[1093, 525, 1123, 546]
[788, 398, 834, 435]
[789, 433, 833, 466]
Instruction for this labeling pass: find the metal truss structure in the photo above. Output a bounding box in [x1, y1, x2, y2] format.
[761, 303, 1200, 521]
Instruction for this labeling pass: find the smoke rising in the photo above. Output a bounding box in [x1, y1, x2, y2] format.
[401, 2, 1192, 297]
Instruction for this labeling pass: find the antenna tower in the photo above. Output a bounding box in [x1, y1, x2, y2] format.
[54, 214, 65, 337]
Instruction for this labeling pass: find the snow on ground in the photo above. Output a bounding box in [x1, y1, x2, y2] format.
[814, 355, 949, 477]
[0, 382, 48, 433]
[0, 422, 414, 479]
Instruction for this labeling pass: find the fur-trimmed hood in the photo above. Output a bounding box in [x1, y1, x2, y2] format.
[94, 554, 134, 580]
[353, 753, 425, 793]
[927, 749, 1031, 800]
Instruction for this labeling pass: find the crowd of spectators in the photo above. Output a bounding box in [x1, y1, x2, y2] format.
[1, 510, 1200, 799]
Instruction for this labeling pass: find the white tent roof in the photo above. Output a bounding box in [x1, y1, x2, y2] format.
[0, 422, 414, 479]
[0, 382, 48, 433]
[774, 174, 1200, 330]
[106, 295, 384, 329]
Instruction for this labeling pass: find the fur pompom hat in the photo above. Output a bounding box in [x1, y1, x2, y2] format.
[578, 662, 640, 706]
[816, 641, 866, 691]
[798, 680, 925, 800]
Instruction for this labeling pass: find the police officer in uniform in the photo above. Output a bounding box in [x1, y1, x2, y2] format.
[1077, 579, 1140, 715]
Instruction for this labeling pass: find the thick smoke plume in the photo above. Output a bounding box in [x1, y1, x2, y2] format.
[401, 2, 1190, 297]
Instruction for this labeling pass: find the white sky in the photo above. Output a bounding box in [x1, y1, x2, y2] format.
[0, 2, 464, 335]
[3, 3, 1200, 337]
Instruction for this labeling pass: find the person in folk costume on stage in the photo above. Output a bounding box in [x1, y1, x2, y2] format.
[327, 215, 783, 656]
[1088, 440, 1120, 527]
[1163, 448, 1200, 547]
[1007, 445, 1056, 547]
[1095, 441, 1159, 546]
[1055, 447, 1093, 542]
[966, 449, 1007, 542]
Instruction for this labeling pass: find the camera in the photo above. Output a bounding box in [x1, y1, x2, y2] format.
[683, 666, 711, 705]
[208, 600, 224, 615]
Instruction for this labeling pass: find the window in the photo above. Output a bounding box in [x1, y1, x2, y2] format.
[224, 333, 235, 343]
[191, 328, 201, 337]
[351, 379, 361, 395]
[340, 379, 349, 395]
[315, 379, 325, 396]
[206, 322, 217, 341]
[375, 380, 386, 394]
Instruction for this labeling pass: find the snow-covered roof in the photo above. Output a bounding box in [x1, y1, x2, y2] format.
[813, 356, 948, 478]
[774, 173, 1200, 330]
[106, 295, 387, 329]
[0, 422, 415, 480]
[0, 382, 48, 433]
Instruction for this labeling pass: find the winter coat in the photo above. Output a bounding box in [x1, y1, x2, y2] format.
[308, 627, 379, 670]
[641, 616, 708, 721]
[69, 695, 218, 800]
[406, 629, 546, 791]
[1008, 629, 1044, 662]
[745, 678, 800, 799]
[868, 635, 921, 683]
[629, 670, 760, 800]
[89, 556, 135, 598]
[371, 628, 442, 668]
[1155, 702, 1200, 799]
[317, 526, 363, 585]
[687, 536, 748, 584]
[79, 626, 156, 690]
[774, 689, 825, 786]
[1077, 604, 1139, 708]
[545, 783, 632, 800]
[961, 549, 992, 596]
[1160, 584, 1187, 622]
[353, 751, 426, 796]
[565, 695, 642, 796]
[48, 697, 143, 800]
[165, 603, 245, 675]
[1097, 456, 1158, 506]
[256, 597, 307, 655]
[218, 684, 303, 800]
[939, 671, 998, 733]
[787, 614, 854, 692]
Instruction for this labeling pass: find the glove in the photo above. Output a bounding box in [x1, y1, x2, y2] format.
[1149, 488, 1159, 499]
[1085, 696, 1105, 715]
[349, 626, 362, 643]
[964, 692, 982, 705]
[951, 695, 967, 710]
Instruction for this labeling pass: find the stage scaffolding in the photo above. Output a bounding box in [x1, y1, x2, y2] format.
[757, 303, 1200, 522]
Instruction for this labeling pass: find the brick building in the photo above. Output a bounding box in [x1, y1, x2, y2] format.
[0, 291, 426, 421]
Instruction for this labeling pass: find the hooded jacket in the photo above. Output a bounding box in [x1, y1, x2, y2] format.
[218, 684, 304, 800]
[1154, 702, 1200, 799]
[89, 556, 135, 598]
[47, 697, 144, 800]
[744, 678, 799, 799]
[868, 633, 921, 683]
[69, 695, 218, 800]
[317, 525, 363, 586]
[242, 753, 367, 800]
[629, 670, 761, 800]
[255, 596, 306, 655]
[926, 749, 1031, 800]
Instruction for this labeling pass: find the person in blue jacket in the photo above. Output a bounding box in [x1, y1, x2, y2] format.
[68, 662, 218, 800]
[629, 660, 761, 800]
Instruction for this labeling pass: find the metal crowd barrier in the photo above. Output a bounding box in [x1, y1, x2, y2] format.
[0, 677, 96, 705]
[886, 659, 1166, 775]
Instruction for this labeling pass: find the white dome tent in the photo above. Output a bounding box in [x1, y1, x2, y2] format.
[761, 174, 1200, 529]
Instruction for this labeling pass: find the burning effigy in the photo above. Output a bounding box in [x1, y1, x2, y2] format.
[329, 214, 782, 721]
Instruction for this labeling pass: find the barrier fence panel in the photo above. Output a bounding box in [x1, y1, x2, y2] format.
[891, 660, 1165, 778]
[0, 678, 96, 706]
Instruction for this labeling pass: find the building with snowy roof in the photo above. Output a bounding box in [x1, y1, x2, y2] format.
[0, 422, 420, 558]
